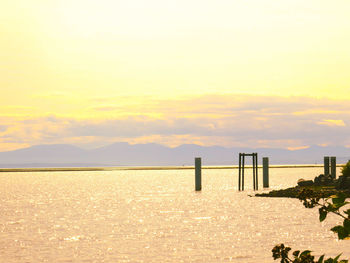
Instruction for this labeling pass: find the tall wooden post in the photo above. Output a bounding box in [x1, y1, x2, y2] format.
[263, 157, 269, 188]
[242, 154, 245, 191]
[253, 153, 256, 190]
[330, 156, 336, 179]
[255, 153, 258, 190]
[324, 156, 330, 175]
[195, 157, 202, 191]
[238, 153, 242, 191]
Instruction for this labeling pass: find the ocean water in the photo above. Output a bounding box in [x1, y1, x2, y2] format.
[0, 167, 349, 262]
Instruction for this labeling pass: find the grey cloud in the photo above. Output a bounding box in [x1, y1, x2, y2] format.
[65, 117, 206, 137]
[64, 94, 350, 147]
[45, 115, 63, 123]
[62, 111, 350, 147]
[3, 94, 350, 148]
[0, 125, 8, 132]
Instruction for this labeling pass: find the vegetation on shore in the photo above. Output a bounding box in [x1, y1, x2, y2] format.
[256, 185, 350, 198]
[273, 190, 349, 262]
[257, 160, 350, 199]
[270, 161, 350, 262]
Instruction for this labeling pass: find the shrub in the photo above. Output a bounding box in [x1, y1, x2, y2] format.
[341, 161, 350, 177]
[272, 190, 350, 263]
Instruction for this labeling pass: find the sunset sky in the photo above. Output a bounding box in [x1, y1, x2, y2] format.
[1, 0, 350, 151]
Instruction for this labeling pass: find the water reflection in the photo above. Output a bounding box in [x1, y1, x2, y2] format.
[0, 167, 348, 262]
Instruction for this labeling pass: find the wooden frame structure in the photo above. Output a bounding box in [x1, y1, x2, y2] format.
[238, 153, 258, 191]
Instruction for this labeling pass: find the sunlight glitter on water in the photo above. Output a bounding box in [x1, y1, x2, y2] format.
[0, 167, 349, 262]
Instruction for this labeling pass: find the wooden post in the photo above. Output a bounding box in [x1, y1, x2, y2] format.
[263, 157, 269, 188]
[253, 153, 256, 190]
[195, 157, 202, 191]
[238, 153, 242, 191]
[324, 156, 330, 175]
[238, 153, 259, 191]
[255, 153, 258, 190]
[331, 156, 336, 179]
[242, 154, 245, 191]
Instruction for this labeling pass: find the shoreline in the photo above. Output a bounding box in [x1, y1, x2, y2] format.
[0, 164, 346, 173]
[256, 185, 350, 198]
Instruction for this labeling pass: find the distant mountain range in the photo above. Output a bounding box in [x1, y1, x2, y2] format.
[0, 143, 349, 168]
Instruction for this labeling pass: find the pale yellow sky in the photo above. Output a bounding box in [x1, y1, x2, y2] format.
[1, 0, 350, 150]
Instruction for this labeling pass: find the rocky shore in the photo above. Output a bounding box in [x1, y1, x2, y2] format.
[256, 172, 350, 198]
[256, 185, 350, 198]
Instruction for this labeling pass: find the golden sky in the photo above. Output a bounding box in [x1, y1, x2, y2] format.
[1, 0, 350, 151]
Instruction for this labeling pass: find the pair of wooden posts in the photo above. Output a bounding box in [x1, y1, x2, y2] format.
[238, 153, 269, 191]
[238, 153, 258, 190]
[324, 156, 336, 179]
[194, 154, 270, 191]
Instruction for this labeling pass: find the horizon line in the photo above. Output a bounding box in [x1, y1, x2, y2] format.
[0, 164, 347, 173]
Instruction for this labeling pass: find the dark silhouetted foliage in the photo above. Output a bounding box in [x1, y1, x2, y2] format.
[341, 161, 350, 178]
[272, 190, 349, 263]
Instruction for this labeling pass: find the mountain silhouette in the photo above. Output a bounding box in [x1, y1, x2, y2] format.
[0, 143, 349, 168]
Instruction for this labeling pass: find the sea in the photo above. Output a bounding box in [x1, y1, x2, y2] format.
[0, 166, 349, 262]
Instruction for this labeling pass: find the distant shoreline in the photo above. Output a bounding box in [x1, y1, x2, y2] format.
[0, 164, 346, 173]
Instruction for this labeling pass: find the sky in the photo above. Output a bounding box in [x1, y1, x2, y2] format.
[1, 0, 350, 151]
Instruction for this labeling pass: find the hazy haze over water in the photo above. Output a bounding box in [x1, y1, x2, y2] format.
[0, 167, 349, 262]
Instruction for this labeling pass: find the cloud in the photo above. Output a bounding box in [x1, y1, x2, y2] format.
[318, 119, 346, 127]
[65, 116, 205, 137]
[0, 125, 8, 132]
[1, 94, 350, 150]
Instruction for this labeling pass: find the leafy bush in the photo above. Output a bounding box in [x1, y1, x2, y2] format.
[272, 244, 348, 263]
[341, 161, 350, 177]
[272, 190, 350, 263]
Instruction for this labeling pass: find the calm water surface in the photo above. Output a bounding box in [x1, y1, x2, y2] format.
[0, 167, 349, 262]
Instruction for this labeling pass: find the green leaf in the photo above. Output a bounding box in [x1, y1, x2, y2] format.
[344, 209, 350, 216]
[331, 225, 343, 232]
[317, 255, 325, 263]
[293, 250, 300, 257]
[334, 254, 342, 261]
[319, 208, 327, 222]
[331, 226, 349, 240]
[332, 193, 346, 205]
[300, 250, 312, 257]
[344, 219, 350, 231]
[339, 260, 348, 263]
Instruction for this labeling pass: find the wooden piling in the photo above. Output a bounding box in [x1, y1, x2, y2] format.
[255, 153, 258, 190]
[238, 153, 242, 191]
[263, 157, 269, 188]
[324, 156, 330, 175]
[330, 156, 336, 179]
[195, 157, 202, 191]
[242, 154, 245, 191]
[253, 154, 256, 190]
